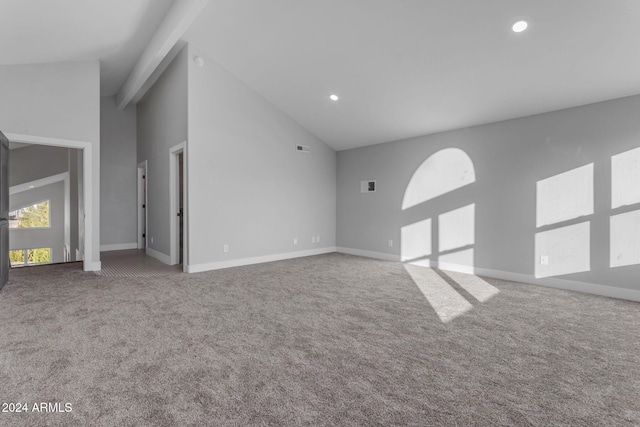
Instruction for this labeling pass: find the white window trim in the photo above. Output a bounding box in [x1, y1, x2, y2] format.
[9, 199, 52, 230]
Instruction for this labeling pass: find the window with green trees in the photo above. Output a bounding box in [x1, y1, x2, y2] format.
[9, 248, 51, 266]
[8, 200, 50, 229]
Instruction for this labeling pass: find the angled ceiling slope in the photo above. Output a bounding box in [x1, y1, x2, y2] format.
[183, 0, 640, 151]
[0, 0, 175, 96]
[4, 1, 640, 151]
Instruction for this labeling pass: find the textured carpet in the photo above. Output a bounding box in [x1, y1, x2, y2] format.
[0, 253, 638, 426]
[98, 249, 182, 277]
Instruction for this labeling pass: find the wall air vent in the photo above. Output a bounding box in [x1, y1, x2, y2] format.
[296, 144, 310, 153]
[361, 180, 376, 193]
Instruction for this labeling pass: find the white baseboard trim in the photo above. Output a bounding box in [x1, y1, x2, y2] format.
[336, 247, 640, 302]
[100, 243, 138, 252]
[469, 266, 640, 302]
[336, 247, 400, 262]
[186, 247, 337, 273]
[83, 261, 101, 272]
[146, 247, 171, 265]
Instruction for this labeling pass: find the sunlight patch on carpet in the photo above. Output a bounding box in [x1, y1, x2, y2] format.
[404, 264, 473, 322]
[443, 270, 500, 303]
[404, 265, 499, 322]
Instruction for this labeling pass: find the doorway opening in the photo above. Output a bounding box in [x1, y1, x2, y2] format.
[170, 142, 186, 269]
[8, 148, 82, 266]
[2, 134, 93, 276]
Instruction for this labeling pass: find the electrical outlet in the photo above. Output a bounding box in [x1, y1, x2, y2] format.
[293, 238, 298, 245]
[223, 244, 229, 253]
[312, 236, 316, 243]
[540, 255, 548, 265]
[151, 237, 154, 244]
[388, 239, 393, 247]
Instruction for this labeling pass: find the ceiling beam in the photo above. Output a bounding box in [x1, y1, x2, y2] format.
[116, 0, 209, 109]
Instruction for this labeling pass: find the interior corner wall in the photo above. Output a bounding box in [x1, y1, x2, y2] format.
[100, 96, 138, 249]
[0, 60, 100, 268]
[136, 46, 188, 260]
[186, 45, 336, 270]
[337, 94, 640, 295]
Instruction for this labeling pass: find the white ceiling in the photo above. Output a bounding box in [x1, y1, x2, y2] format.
[0, 0, 173, 96]
[3, 1, 640, 151]
[184, 0, 640, 150]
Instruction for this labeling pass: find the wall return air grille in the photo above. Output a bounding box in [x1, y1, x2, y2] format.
[361, 180, 376, 193]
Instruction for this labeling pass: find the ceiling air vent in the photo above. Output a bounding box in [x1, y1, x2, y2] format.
[296, 144, 310, 153]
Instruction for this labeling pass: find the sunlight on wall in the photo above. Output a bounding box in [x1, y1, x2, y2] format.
[402, 148, 475, 210]
[611, 147, 640, 209]
[404, 264, 473, 323]
[401, 218, 431, 264]
[536, 164, 594, 227]
[439, 204, 475, 252]
[438, 249, 475, 274]
[610, 147, 640, 268]
[400, 149, 491, 323]
[610, 209, 640, 268]
[535, 222, 590, 278]
[536, 148, 640, 275]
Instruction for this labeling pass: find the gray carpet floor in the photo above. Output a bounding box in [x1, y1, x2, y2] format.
[98, 249, 182, 277]
[0, 253, 638, 426]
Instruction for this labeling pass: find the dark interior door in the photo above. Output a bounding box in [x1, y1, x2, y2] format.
[0, 131, 9, 290]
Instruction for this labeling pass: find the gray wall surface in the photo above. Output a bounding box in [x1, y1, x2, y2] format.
[337, 94, 640, 292]
[0, 60, 100, 266]
[100, 96, 138, 248]
[10, 182, 65, 263]
[187, 45, 336, 267]
[137, 47, 188, 258]
[8, 145, 69, 187]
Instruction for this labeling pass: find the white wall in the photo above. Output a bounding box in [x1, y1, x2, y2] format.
[186, 45, 336, 271]
[100, 96, 138, 250]
[10, 182, 65, 263]
[8, 145, 69, 187]
[0, 60, 100, 269]
[337, 94, 640, 300]
[137, 47, 188, 260]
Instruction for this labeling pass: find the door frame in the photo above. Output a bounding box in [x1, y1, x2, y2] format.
[1, 133, 8, 289]
[169, 141, 187, 269]
[137, 161, 148, 250]
[4, 133, 99, 271]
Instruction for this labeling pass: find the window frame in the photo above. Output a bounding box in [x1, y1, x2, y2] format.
[8, 200, 52, 230]
[9, 248, 52, 267]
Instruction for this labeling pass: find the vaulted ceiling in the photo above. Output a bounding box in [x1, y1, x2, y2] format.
[0, 0, 173, 96]
[3, 0, 640, 151]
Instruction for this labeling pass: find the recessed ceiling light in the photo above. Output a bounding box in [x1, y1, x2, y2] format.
[28, 185, 34, 188]
[329, 94, 339, 101]
[512, 20, 528, 33]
